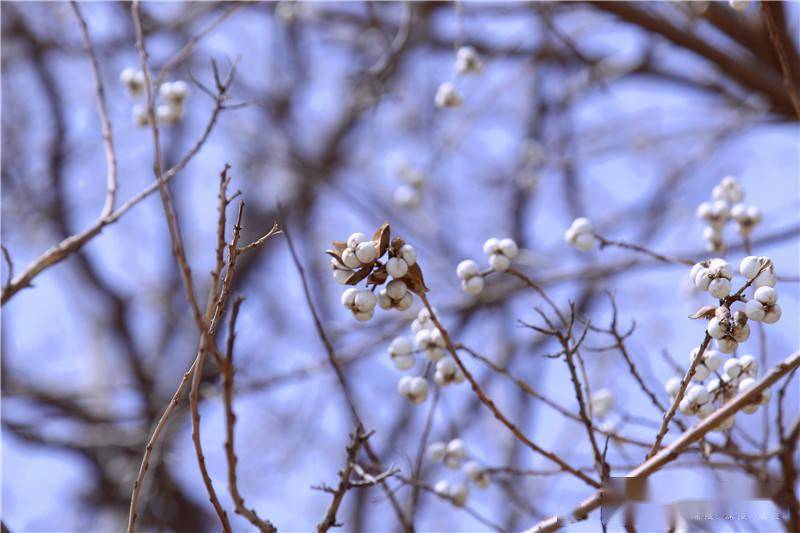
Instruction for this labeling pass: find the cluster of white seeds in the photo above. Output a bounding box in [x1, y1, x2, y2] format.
[692, 256, 780, 353]
[120, 67, 146, 98]
[434, 46, 483, 109]
[674, 353, 767, 428]
[341, 288, 377, 322]
[121, 68, 189, 127]
[393, 164, 427, 210]
[435, 82, 463, 109]
[740, 254, 778, 289]
[390, 308, 464, 404]
[434, 358, 465, 387]
[564, 217, 595, 251]
[696, 176, 762, 252]
[415, 327, 446, 362]
[706, 307, 749, 354]
[427, 439, 468, 469]
[687, 348, 723, 381]
[690, 258, 733, 299]
[667, 252, 781, 431]
[483, 237, 519, 273]
[745, 286, 782, 324]
[590, 388, 614, 420]
[455, 238, 518, 296]
[388, 336, 415, 371]
[456, 260, 484, 295]
[397, 376, 429, 404]
[378, 280, 413, 311]
[330, 230, 419, 321]
[428, 438, 489, 507]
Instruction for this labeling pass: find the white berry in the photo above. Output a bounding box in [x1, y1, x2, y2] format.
[386, 257, 409, 279]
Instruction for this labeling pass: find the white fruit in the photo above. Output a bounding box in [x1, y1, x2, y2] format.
[457, 259, 480, 280]
[488, 253, 510, 272]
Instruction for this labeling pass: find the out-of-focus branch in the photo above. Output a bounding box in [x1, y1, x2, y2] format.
[223, 296, 277, 532]
[760, 1, 800, 119]
[0, 56, 233, 306]
[70, 1, 118, 219]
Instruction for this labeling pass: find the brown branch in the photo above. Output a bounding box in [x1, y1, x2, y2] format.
[70, 1, 118, 219]
[419, 293, 601, 489]
[316, 426, 397, 533]
[132, 0, 206, 333]
[527, 349, 800, 533]
[761, 2, 800, 119]
[131, 4, 231, 530]
[594, 234, 693, 266]
[156, 4, 241, 86]
[647, 333, 711, 458]
[457, 344, 654, 450]
[223, 296, 277, 532]
[0, 58, 231, 305]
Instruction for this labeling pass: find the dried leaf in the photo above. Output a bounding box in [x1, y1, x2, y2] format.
[332, 241, 348, 252]
[325, 249, 346, 268]
[389, 237, 405, 257]
[345, 265, 373, 286]
[403, 262, 429, 295]
[688, 305, 717, 320]
[372, 223, 391, 257]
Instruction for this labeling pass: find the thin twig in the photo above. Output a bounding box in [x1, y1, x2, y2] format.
[419, 293, 601, 489]
[316, 426, 398, 532]
[594, 234, 694, 266]
[70, 1, 118, 219]
[223, 296, 277, 532]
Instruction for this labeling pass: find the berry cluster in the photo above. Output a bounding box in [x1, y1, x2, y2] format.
[121, 68, 189, 127]
[393, 163, 427, 210]
[397, 376, 429, 404]
[427, 438, 489, 507]
[670, 255, 780, 431]
[691, 258, 733, 299]
[745, 286, 782, 324]
[692, 256, 780, 354]
[706, 307, 749, 354]
[455, 237, 519, 296]
[696, 176, 762, 252]
[434, 46, 483, 109]
[564, 217, 595, 251]
[672, 352, 766, 430]
[328, 224, 425, 322]
[387, 308, 465, 403]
